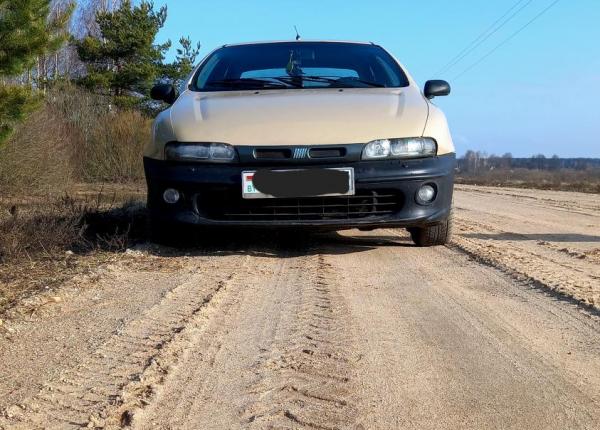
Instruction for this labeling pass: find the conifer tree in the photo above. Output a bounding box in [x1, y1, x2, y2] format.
[0, 0, 73, 144]
[75, 0, 171, 102]
[161, 37, 201, 87]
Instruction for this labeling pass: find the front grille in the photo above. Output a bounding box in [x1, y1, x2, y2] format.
[251, 146, 347, 161]
[309, 147, 346, 158]
[254, 148, 292, 159]
[197, 189, 403, 221]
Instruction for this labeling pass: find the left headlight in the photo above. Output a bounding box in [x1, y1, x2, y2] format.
[165, 142, 237, 162]
[362, 138, 437, 160]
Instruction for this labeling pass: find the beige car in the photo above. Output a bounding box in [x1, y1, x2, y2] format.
[146, 40, 455, 246]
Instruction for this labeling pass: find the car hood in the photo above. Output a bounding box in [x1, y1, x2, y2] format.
[169, 87, 429, 146]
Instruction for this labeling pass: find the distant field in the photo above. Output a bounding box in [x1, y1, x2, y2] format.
[456, 168, 600, 194]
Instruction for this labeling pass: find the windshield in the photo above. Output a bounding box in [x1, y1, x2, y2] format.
[192, 42, 410, 91]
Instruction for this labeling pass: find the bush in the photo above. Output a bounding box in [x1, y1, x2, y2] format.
[0, 95, 74, 195]
[76, 109, 150, 182]
[0, 84, 150, 195]
[52, 84, 151, 183]
[0, 84, 151, 311]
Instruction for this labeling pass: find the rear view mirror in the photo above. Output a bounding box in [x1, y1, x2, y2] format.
[424, 80, 451, 99]
[150, 84, 177, 104]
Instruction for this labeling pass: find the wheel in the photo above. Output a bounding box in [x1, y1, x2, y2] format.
[409, 209, 454, 247]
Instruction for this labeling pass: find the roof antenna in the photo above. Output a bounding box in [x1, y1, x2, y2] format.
[294, 25, 301, 41]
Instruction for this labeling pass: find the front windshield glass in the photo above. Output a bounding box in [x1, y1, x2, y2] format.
[192, 42, 409, 91]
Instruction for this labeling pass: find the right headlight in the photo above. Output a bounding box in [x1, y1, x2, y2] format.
[165, 142, 237, 162]
[362, 138, 437, 160]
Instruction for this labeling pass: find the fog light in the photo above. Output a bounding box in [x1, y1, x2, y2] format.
[163, 188, 180, 204]
[416, 184, 436, 204]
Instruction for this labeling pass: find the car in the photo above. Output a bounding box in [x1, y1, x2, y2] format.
[145, 40, 455, 246]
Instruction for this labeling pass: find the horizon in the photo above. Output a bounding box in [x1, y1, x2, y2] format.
[153, 0, 599, 158]
[458, 153, 600, 160]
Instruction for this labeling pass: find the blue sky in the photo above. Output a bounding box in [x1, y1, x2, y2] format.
[155, 0, 600, 157]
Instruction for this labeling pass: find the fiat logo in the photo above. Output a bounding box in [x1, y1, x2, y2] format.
[293, 147, 309, 159]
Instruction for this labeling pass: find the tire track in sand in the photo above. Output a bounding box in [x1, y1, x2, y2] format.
[241, 253, 358, 430]
[0, 254, 249, 430]
[128, 249, 359, 430]
[451, 217, 600, 309]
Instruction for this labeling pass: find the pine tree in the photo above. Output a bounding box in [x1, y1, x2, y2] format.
[161, 37, 201, 87]
[0, 0, 73, 144]
[75, 0, 171, 103]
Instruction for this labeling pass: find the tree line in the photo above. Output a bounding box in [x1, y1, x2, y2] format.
[0, 0, 199, 145]
[458, 150, 600, 173]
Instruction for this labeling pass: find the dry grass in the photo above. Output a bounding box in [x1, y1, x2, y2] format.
[0, 98, 75, 195]
[0, 84, 150, 195]
[0, 85, 152, 313]
[0, 194, 146, 261]
[456, 168, 600, 194]
[0, 186, 148, 312]
[54, 85, 151, 183]
[78, 110, 150, 182]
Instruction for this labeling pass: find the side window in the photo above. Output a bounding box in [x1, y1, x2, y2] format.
[178, 69, 195, 94]
[195, 54, 222, 89]
[374, 56, 401, 87]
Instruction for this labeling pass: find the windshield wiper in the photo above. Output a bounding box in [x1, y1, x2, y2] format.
[274, 75, 386, 88]
[273, 75, 337, 87]
[205, 76, 387, 90]
[205, 78, 290, 89]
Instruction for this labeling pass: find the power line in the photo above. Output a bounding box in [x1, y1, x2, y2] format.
[433, 0, 528, 76]
[451, 0, 562, 81]
[433, 0, 535, 77]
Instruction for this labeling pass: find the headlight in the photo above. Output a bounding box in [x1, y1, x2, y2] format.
[165, 142, 237, 162]
[362, 138, 437, 160]
[363, 139, 391, 158]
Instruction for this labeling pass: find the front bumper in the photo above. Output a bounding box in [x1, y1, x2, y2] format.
[144, 153, 455, 229]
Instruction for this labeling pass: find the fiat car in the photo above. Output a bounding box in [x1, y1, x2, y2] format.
[146, 41, 455, 246]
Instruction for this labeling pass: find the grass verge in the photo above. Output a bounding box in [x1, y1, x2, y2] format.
[0, 185, 147, 313]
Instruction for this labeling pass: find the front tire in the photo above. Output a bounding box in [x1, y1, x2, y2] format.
[409, 210, 454, 247]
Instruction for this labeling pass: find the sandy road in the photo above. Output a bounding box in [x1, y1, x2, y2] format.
[453, 185, 600, 306]
[1, 186, 599, 429]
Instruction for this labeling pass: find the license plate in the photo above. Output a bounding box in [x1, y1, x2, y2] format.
[242, 168, 355, 199]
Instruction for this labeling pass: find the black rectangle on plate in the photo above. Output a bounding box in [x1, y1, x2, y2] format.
[253, 169, 350, 198]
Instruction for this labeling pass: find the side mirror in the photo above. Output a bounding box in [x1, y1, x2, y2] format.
[150, 84, 177, 104]
[424, 80, 451, 99]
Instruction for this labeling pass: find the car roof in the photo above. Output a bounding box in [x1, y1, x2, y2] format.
[221, 40, 376, 48]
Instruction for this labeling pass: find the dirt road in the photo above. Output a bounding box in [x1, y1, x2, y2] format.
[1, 186, 599, 429]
